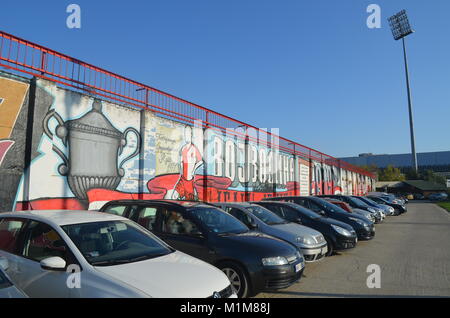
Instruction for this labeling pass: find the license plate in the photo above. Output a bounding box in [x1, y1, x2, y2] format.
[295, 263, 304, 272]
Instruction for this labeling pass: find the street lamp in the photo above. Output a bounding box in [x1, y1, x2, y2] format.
[388, 10, 418, 172]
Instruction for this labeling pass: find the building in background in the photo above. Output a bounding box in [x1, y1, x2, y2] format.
[340, 151, 450, 183]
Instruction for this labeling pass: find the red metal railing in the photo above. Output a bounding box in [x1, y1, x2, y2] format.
[0, 30, 374, 178]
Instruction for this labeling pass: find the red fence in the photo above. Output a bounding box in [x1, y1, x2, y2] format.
[0, 30, 374, 178]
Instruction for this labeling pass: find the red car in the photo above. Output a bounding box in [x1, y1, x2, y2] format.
[323, 198, 353, 213]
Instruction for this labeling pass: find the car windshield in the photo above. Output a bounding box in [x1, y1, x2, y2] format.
[0, 269, 12, 289]
[313, 198, 349, 215]
[190, 207, 249, 234]
[361, 197, 378, 206]
[62, 220, 173, 266]
[347, 197, 370, 208]
[369, 196, 387, 204]
[245, 205, 287, 225]
[284, 203, 323, 219]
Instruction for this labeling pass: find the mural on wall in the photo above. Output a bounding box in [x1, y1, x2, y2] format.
[4, 75, 372, 211]
[332, 166, 342, 194]
[299, 158, 310, 196]
[311, 161, 323, 195]
[0, 77, 29, 167]
[14, 80, 142, 210]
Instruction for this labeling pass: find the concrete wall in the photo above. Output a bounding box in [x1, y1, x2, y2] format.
[0, 71, 374, 212]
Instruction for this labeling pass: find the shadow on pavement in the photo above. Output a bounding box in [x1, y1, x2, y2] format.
[266, 290, 448, 298]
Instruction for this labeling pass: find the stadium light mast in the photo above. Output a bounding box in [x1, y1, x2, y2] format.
[388, 10, 418, 172]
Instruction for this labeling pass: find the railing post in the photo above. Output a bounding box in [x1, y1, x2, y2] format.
[202, 111, 209, 202]
[40, 51, 47, 75]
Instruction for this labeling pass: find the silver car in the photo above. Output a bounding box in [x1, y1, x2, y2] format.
[215, 202, 328, 262]
[0, 258, 27, 298]
[352, 208, 376, 223]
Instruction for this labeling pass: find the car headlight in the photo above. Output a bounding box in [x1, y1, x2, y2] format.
[296, 236, 315, 245]
[389, 207, 394, 212]
[331, 224, 352, 237]
[262, 256, 289, 266]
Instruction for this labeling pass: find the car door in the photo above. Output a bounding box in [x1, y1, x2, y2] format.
[152, 206, 215, 263]
[0, 218, 28, 286]
[16, 220, 78, 298]
[227, 208, 254, 229]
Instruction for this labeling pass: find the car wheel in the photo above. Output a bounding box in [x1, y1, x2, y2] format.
[324, 237, 334, 256]
[220, 262, 250, 298]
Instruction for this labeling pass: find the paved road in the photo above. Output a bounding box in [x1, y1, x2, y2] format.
[256, 202, 450, 298]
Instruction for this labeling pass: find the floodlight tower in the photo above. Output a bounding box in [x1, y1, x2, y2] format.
[388, 10, 418, 172]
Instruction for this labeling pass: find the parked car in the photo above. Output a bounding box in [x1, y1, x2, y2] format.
[252, 201, 357, 256]
[370, 192, 406, 206]
[0, 210, 234, 298]
[353, 196, 395, 216]
[263, 196, 375, 240]
[100, 200, 305, 298]
[428, 192, 448, 201]
[317, 195, 384, 223]
[413, 193, 425, 200]
[322, 198, 376, 223]
[366, 196, 407, 214]
[214, 202, 327, 262]
[0, 258, 27, 298]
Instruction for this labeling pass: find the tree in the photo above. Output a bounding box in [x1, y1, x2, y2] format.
[378, 165, 405, 181]
[421, 169, 446, 185]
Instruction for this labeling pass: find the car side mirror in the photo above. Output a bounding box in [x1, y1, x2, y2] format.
[40, 256, 66, 271]
[0, 257, 8, 271]
[189, 229, 205, 239]
[296, 218, 302, 224]
[248, 221, 258, 230]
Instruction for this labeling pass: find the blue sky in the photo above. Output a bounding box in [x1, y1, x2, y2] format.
[1, 0, 449, 157]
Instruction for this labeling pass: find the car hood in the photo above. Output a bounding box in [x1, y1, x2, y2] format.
[0, 286, 28, 298]
[94, 251, 230, 298]
[218, 231, 298, 256]
[317, 216, 355, 231]
[271, 222, 322, 238]
[353, 208, 371, 216]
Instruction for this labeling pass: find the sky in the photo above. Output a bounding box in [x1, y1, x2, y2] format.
[1, 0, 449, 158]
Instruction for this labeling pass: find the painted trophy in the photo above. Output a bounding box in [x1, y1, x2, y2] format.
[43, 98, 141, 201]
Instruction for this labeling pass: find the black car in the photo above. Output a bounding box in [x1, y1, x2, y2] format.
[263, 196, 375, 240]
[99, 199, 305, 298]
[367, 196, 407, 214]
[317, 195, 382, 223]
[252, 201, 357, 256]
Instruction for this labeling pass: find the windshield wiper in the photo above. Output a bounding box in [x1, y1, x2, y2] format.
[92, 252, 172, 266]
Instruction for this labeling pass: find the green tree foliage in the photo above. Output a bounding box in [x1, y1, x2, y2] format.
[378, 165, 406, 181]
[421, 169, 446, 185]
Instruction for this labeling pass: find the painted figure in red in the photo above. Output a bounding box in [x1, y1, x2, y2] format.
[166, 127, 204, 200]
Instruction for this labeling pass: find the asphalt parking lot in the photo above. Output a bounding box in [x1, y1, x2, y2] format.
[256, 202, 450, 298]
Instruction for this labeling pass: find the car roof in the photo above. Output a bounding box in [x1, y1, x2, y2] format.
[214, 202, 255, 207]
[103, 199, 216, 209]
[0, 210, 125, 226]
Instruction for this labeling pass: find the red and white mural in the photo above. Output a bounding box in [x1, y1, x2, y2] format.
[0, 75, 374, 212]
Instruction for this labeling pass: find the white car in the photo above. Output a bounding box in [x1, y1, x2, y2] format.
[0, 210, 235, 298]
[0, 258, 27, 298]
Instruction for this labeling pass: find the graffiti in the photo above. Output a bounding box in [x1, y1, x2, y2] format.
[0, 77, 29, 167]
[1, 75, 373, 212]
[42, 98, 141, 202]
[167, 127, 203, 200]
